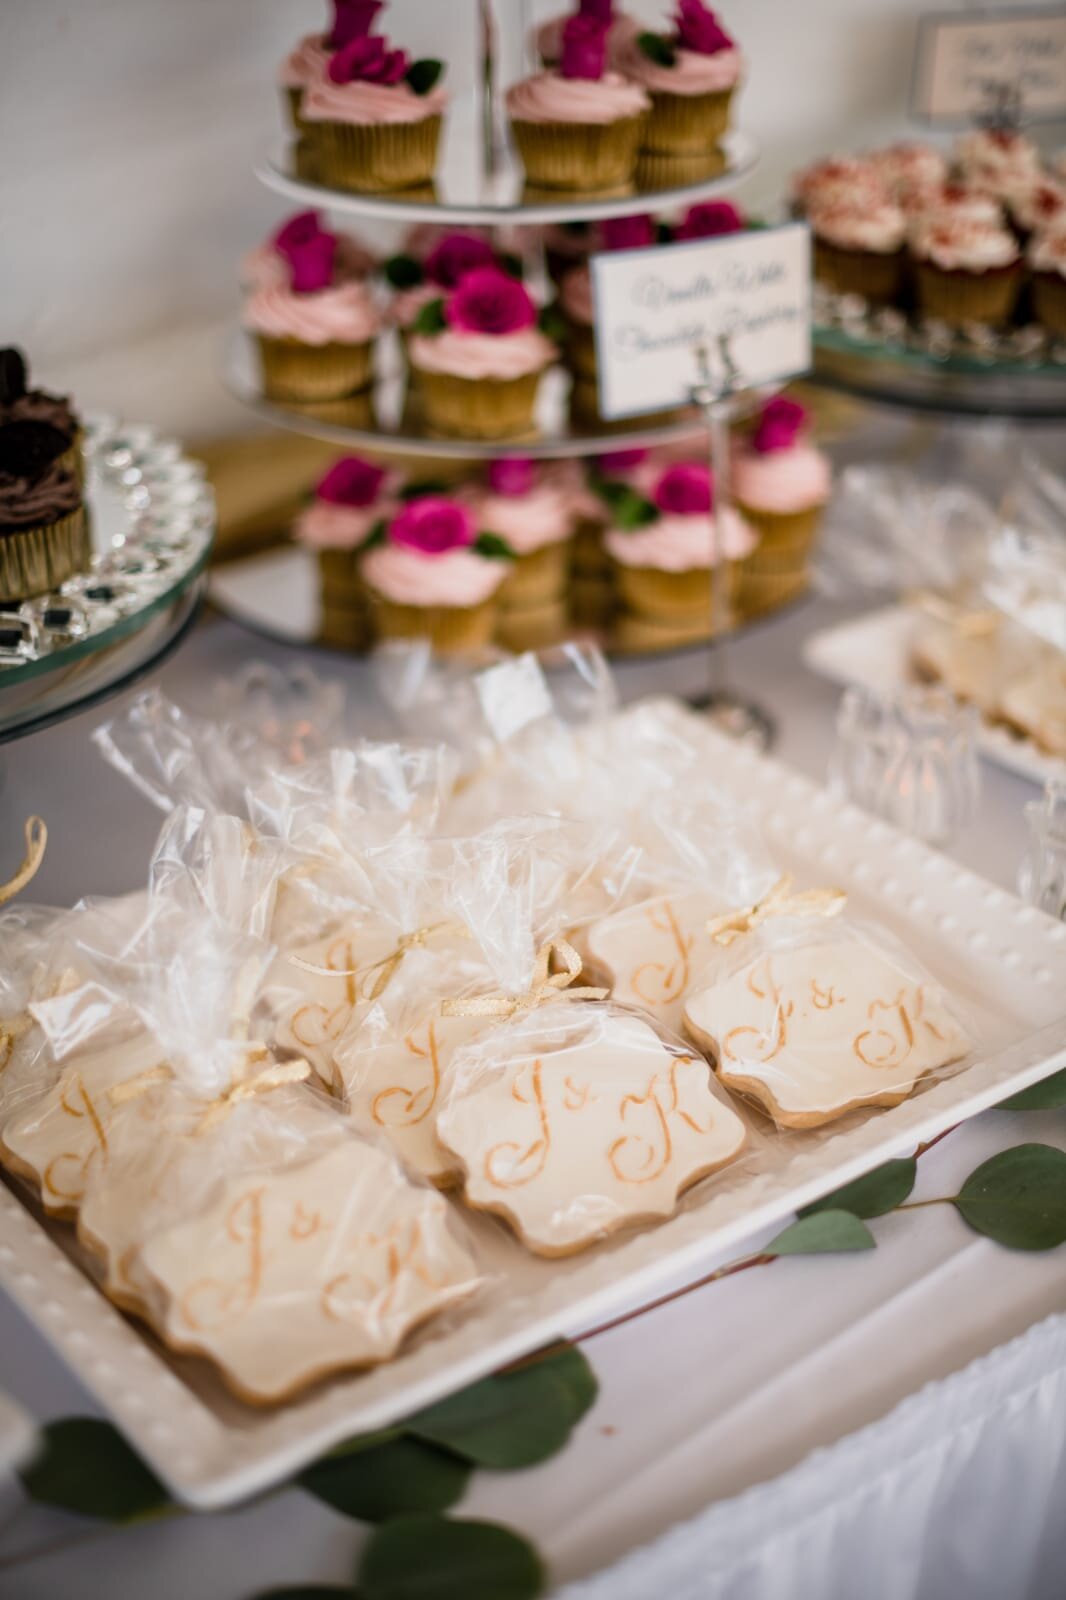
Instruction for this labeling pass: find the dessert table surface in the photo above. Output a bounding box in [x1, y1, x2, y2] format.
[1, 584, 1065, 1600]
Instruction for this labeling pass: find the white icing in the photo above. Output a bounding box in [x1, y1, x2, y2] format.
[585, 891, 721, 1034]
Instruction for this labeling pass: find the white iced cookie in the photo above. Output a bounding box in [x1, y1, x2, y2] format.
[584, 891, 718, 1032]
[437, 1012, 747, 1257]
[0, 1034, 166, 1218]
[683, 941, 968, 1128]
[1000, 660, 1066, 757]
[138, 1141, 480, 1404]
[270, 923, 397, 1089]
[910, 616, 1041, 716]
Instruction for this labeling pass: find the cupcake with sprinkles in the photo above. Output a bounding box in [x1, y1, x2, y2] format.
[808, 194, 907, 304]
[909, 215, 1023, 327]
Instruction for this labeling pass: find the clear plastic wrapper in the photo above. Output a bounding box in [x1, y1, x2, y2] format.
[680, 880, 972, 1130]
[982, 520, 1066, 656]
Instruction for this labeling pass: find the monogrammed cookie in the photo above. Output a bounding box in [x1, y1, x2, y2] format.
[270, 923, 397, 1090]
[138, 1140, 480, 1403]
[584, 891, 718, 1033]
[683, 940, 968, 1129]
[0, 1033, 166, 1218]
[436, 1012, 747, 1257]
[1000, 660, 1066, 757]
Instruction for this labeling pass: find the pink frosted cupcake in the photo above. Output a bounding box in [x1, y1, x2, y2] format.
[295, 454, 400, 648]
[535, 0, 641, 68]
[808, 195, 908, 304]
[559, 212, 655, 383]
[385, 231, 519, 360]
[361, 495, 512, 654]
[953, 128, 1042, 200]
[507, 18, 650, 193]
[909, 216, 1023, 327]
[241, 211, 377, 292]
[243, 221, 382, 401]
[731, 396, 831, 615]
[465, 456, 577, 609]
[303, 35, 447, 194]
[407, 268, 558, 440]
[1030, 224, 1066, 337]
[615, 1, 744, 155]
[278, 0, 383, 131]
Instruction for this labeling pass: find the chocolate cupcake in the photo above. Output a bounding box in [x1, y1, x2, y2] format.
[0, 420, 90, 602]
[0, 349, 83, 486]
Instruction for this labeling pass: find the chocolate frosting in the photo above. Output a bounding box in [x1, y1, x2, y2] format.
[0, 347, 77, 441]
[0, 419, 81, 534]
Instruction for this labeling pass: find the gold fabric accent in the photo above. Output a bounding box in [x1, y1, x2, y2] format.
[289, 921, 467, 1003]
[441, 938, 607, 1019]
[908, 589, 998, 639]
[706, 874, 846, 948]
[0, 817, 47, 907]
[196, 1058, 311, 1134]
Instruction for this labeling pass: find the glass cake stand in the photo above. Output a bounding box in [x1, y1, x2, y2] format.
[0, 421, 215, 743]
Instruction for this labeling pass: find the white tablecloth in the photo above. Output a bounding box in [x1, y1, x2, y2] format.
[1, 594, 1064, 1600]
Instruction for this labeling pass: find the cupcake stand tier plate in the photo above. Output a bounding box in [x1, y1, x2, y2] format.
[0, 424, 215, 744]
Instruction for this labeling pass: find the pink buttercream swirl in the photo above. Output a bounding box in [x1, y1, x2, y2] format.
[409, 327, 556, 380]
[243, 279, 381, 345]
[279, 34, 330, 89]
[464, 477, 574, 553]
[616, 32, 742, 94]
[506, 69, 649, 125]
[606, 506, 755, 569]
[295, 499, 384, 550]
[732, 426, 831, 514]
[303, 75, 447, 126]
[362, 543, 505, 606]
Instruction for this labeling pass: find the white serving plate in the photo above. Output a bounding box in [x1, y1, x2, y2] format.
[3, 700, 1066, 1511]
[803, 604, 1066, 788]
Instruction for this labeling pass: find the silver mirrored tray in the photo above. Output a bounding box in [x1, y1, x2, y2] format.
[257, 127, 758, 227]
[0, 422, 215, 743]
[224, 330, 708, 460]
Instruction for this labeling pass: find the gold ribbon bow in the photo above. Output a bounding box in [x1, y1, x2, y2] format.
[289, 920, 467, 1003]
[706, 874, 847, 948]
[0, 817, 47, 908]
[109, 1049, 311, 1134]
[442, 938, 607, 1019]
[908, 589, 998, 639]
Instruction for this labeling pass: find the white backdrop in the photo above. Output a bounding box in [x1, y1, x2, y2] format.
[1, 0, 1063, 435]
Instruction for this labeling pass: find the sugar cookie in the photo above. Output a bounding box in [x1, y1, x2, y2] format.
[584, 891, 718, 1033]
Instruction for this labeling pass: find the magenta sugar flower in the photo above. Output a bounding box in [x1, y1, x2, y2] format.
[286, 231, 337, 293]
[602, 215, 656, 252]
[654, 463, 713, 515]
[675, 201, 744, 241]
[753, 396, 807, 454]
[425, 233, 498, 289]
[675, 0, 734, 55]
[488, 457, 535, 497]
[328, 0, 384, 49]
[560, 15, 609, 81]
[329, 34, 410, 85]
[273, 211, 325, 257]
[389, 496, 476, 556]
[579, 0, 614, 19]
[597, 448, 648, 474]
[317, 456, 387, 507]
[445, 268, 537, 337]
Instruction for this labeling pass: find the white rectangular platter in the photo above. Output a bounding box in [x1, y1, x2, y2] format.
[3, 702, 1066, 1510]
[803, 603, 1066, 788]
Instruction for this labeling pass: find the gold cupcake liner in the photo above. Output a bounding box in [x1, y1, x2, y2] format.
[642, 87, 734, 155]
[317, 548, 369, 596]
[511, 114, 647, 192]
[258, 336, 374, 402]
[319, 599, 375, 652]
[292, 134, 322, 183]
[499, 540, 571, 607]
[0, 505, 90, 603]
[285, 389, 379, 430]
[634, 146, 727, 189]
[912, 259, 1023, 328]
[612, 606, 717, 655]
[612, 559, 736, 620]
[372, 595, 498, 655]
[415, 368, 546, 441]
[733, 502, 823, 559]
[1032, 272, 1066, 338]
[569, 573, 615, 628]
[495, 597, 569, 653]
[813, 239, 905, 307]
[282, 85, 308, 134]
[572, 519, 609, 579]
[564, 319, 598, 382]
[313, 116, 442, 194]
[733, 568, 810, 621]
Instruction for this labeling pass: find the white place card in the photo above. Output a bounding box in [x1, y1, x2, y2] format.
[590, 223, 811, 423]
[912, 7, 1066, 123]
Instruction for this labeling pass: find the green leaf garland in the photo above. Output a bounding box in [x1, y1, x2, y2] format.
[407, 1347, 596, 1469]
[299, 1437, 470, 1523]
[405, 60, 444, 97]
[18, 1417, 171, 1523]
[799, 1158, 917, 1220]
[999, 1068, 1066, 1111]
[384, 254, 424, 291]
[358, 1515, 543, 1600]
[412, 298, 448, 337]
[953, 1143, 1066, 1250]
[638, 31, 677, 67]
[764, 1209, 876, 1256]
[473, 531, 516, 561]
[596, 480, 659, 531]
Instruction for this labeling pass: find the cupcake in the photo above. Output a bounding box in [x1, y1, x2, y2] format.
[909, 216, 1023, 327]
[808, 196, 907, 304]
[731, 396, 831, 616]
[559, 213, 655, 384]
[241, 211, 377, 292]
[953, 127, 1042, 200]
[0, 420, 90, 603]
[615, 1, 743, 156]
[898, 180, 1003, 228]
[407, 268, 558, 440]
[0, 349, 82, 486]
[243, 219, 381, 402]
[789, 155, 888, 217]
[1030, 224, 1066, 337]
[604, 458, 756, 624]
[1006, 177, 1066, 242]
[866, 142, 948, 201]
[507, 17, 650, 193]
[361, 494, 512, 654]
[278, 0, 383, 132]
[295, 454, 401, 650]
[535, 0, 641, 68]
[385, 231, 516, 363]
[302, 35, 447, 194]
[466, 455, 576, 615]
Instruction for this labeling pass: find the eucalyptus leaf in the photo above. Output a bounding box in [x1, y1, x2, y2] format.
[363, 519, 387, 549]
[399, 479, 450, 502]
[299, 1437, 470, 1523]
[359, 1515, 543, 1600]
[537, 305, 569, 345]
[407, 1350, 593, 1469]
[526, 1343, 597, 1425]
[954, 1143, 1066, 1250]
[605, 485, 659, 530]
[799, 1158, 916, 1220]
[638, 31, 676, 67]
[765, 1209, 876, 1256]
[999, 1069, 1066, 1111]
[384, 254, 424, 291]
[413, 299, 447, 336]
[474, 531, 516, 561]
[406, 59, 444, 97]
[500, 252, 526, 280]
[19, 1418, 170, 1523]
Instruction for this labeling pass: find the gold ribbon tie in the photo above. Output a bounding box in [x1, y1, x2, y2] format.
[0, 817, 47, 907]
[706, 874, 847, 948]
[442, 937, 607, 1019]
[289, 920, 467, 1003]
[108, 1050, 311, 1134]
[908, 589, 998, 639]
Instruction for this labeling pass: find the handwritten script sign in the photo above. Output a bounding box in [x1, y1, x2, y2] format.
[913, 8, 1066, 123]
[590, 223, 811, 422]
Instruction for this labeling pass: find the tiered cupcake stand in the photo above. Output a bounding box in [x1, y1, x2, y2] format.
[213, 48, 768, 655]
[0, 421, 215, 744]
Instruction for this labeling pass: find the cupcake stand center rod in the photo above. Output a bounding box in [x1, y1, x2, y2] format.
[689, 335, 774, 749]
[480, 0, 533, 181]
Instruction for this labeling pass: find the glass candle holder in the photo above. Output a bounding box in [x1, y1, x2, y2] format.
[1019, 780, 1066, 921]
[829, 684, 981, 846]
